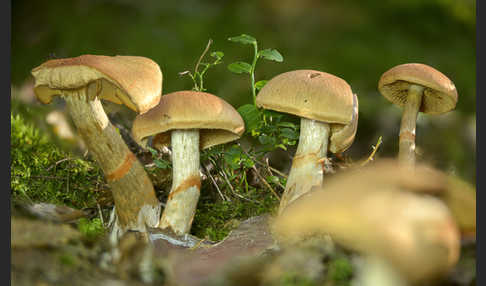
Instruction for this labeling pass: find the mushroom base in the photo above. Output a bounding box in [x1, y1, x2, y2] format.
[63, 89, 161, 233]
[354, 256, 408, 286]
[278, 118, 330, 214]
[159, 129, 201, 235]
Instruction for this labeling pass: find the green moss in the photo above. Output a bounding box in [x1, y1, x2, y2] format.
[77, 218, 105, 241]
[279, 271, 318, 286]
[11, 113, 105, 209]
[327, 256, 354, 285]
[191, 191, 278, 241]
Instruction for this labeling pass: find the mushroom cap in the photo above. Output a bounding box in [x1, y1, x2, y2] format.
[378, 63, 458, 114]
[256, 70, 354, 125]
[329, 93, 359, 153]
[31, 54, 163, 114]
[132, 91, 245, 150]
[273, 163, 461, 283]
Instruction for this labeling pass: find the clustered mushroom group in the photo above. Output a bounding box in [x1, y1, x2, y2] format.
[31, 54, 473, 285]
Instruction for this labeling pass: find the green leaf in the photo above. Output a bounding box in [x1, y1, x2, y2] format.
[237, 104, 261, 132]
[279, 128, 299, 140]
[258, 134, 276, 146]
[228, 62, 252, 74]
[147, 146, 158, 157]
[257, 49, 283, 62]
[276, 122, 297, 129]
[154, 159, 171, 169]
[275, 144, 287, 150]
[254, 80, 268, 91]
[211, 51, 224, 59]
[228, 34, 257, 45]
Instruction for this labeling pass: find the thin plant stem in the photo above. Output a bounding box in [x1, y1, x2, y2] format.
[251, 165, 280, 200]
[194, 39, 213, 91]
[250, 41, 258, 106]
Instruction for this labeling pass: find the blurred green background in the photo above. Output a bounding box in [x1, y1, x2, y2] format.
[11, 0, 476, 183]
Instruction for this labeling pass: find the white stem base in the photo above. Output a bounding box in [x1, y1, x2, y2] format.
[279, 118, 330, 214]
[353, 256, 408, 286]
[159, 129, 201, 235]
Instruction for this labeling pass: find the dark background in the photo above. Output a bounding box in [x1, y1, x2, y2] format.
[11, 0, 476, 183]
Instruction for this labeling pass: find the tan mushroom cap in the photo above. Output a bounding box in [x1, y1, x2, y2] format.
[329, 93, 359, 153]
[378, 63, 458, 114]
[31, 54, 163, 114]
[274, 161, 461, 282]
[256, 70, 354, 124]
[132, 91, 245, 150]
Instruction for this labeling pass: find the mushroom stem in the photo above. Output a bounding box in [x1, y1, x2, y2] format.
[355, 256, 408, 286]
[160, 129, 201, 235]
[278, 118, 330, 214]
[62, 86, 161, 233]
[398, 84, 424, 165]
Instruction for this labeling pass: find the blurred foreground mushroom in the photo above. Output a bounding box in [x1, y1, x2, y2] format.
[256, 70, 357, 214]
[132, 91, 245, 235]
[31, 55, 163, 234]
[273, 160, 461, 286]
[333, 160, 476, 241]
[378, 63, 458, 165]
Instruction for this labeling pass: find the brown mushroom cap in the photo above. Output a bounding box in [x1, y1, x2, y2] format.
[256, 70, 354, 125]
[378, 63, 458, 114]
[273, 162, 461, 282]
[31, 54, 163, 113]
[132, 91, 245, 150]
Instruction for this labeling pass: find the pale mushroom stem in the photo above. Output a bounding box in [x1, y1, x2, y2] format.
[159, 129, 201, 235]
[278, 118, 330, 214]
[398, 84, 424, 166]
[355, 256, 408, 286]
[62, 86, 161, 234]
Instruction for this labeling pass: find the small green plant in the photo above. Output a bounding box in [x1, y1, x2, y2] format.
[179, 39, 224, 92]
[227, 34, 283, 105]
[228, 34, 299, 152]
[153, 36, 296, 240]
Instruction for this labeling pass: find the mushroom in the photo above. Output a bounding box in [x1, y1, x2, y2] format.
[272, 162, 461, 286]
[31, 54, 163, 234]
[255, 70, 357, 213]
[318, 159, 475, 241]
[378, 63, 458, 165]
[132, 91, 245, 235]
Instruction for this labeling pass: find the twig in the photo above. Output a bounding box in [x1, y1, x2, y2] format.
[251, 165, 281, 201]
[215, 160, 258, 203]
[265, 157, 286, 189]
[13, 174, 65, 180]
[202, 164, 228, 202]
[360, 136, 383, 167]
[189, 238, 207, 251]
[238, 144, 287, 178]
[194, 39, 213, 78]
[97, 203, 105, 226]
[47, 157, 72, 171]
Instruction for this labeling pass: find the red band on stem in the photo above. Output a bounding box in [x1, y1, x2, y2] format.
[167, 176, 201, 200]
[399, 131, 416, 142]
[106, 152, 136, 182]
